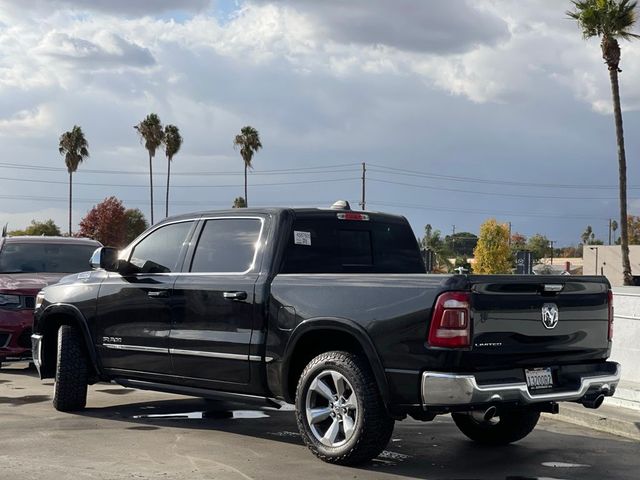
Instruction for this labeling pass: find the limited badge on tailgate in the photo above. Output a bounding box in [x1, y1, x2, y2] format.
[525, 367, 553, 390]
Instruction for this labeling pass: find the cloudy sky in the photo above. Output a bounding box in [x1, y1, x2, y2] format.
[1, 0, 640, 246]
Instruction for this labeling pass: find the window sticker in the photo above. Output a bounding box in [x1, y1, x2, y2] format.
[294, 231, 312, 246]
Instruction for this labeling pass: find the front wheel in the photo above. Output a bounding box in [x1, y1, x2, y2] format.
[295, 351, 394, 465]
[452, 409, 540, 445]
[53, 325, 89, 412]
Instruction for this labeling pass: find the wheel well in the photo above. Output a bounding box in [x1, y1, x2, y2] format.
[286, 329, 368, 402]
[40, 314, 94, 379]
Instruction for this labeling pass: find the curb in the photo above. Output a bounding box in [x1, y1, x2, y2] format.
[552, 403, 640, 442]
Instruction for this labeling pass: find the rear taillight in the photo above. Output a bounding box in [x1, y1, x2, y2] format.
[608, 289, 614, 341]
[428, 291, 471, 348]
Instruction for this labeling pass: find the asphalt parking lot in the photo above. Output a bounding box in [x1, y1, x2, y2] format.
[1, 362, 638, 480]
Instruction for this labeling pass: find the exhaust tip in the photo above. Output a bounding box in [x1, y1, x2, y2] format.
[483, 406, 497, 422]
[582, 394, 605, 409]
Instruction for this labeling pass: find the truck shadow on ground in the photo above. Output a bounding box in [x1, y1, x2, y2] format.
[75, 395, 638, 480]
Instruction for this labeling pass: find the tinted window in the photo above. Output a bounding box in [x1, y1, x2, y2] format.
[0, 243, 97, 274]
[191, 218, 263, 273]
[129, 221, 193, 273]
[281, 218, 424, 274]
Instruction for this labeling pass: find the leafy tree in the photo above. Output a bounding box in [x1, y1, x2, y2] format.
[473, 219, 512, 274]
[58, 125, 89, 236]
[78, 197, 127, 247]
[135, 113, 165, 225]
[232, 197, 247, 208]
[124, 208, 149, 245]
[568, 0, 640, 285]
[527, 234, 551, 262]
[9, 219, 62, 237]
[421, 224, 453, 271]
[511, 233, 527, 250]
[454, 256, 472, 274]
[163, 124, 183, 218]
[233, 126, 262, 207]
[445, 232, 478, 257]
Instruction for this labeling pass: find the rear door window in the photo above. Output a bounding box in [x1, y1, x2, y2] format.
[190, 218, 263, 273]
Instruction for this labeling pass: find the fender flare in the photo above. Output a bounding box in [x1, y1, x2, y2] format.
[39, 303, 102, 377]
[282, 317, 390, 406]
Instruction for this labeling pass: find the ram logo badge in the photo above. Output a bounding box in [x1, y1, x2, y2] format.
[541, 304, 559, 330]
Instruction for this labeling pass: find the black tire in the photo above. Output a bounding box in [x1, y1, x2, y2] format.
[452, 409, 540, 445]
[295, 351, 394, 465]
[53, 325, 88, 412]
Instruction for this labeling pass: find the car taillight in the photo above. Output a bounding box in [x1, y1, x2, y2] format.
[428, 291, 471, 348]
[608, 289, 614, 341]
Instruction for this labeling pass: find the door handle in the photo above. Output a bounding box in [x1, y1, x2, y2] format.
[147, 290, 169, 298]
[223, 291, 247, 301]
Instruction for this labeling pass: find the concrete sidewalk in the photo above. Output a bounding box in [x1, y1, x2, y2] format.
[553, 380, 640, 442]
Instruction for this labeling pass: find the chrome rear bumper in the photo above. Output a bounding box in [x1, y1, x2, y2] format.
[421, 362, 621, 407]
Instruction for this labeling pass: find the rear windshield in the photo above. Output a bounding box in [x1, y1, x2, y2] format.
[0, 242, 97, 274]
[281, 217, 425, 274]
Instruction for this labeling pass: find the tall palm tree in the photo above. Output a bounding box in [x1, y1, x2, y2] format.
[134, 113, 164, 224]
[233, 126, 262, 208]
[568, 0, 640, 285]
[58, 125, 89, 236]
[163, 124, 183, 218]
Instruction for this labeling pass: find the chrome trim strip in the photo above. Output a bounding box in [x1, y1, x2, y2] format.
[103, 343, 168, 354]
[170, 348, 248, 360]
[421, 363, 621, 406]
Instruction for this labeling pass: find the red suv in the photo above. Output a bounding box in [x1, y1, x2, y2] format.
[0, 235, 101, 367]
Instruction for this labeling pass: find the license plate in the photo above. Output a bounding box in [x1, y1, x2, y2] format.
[525, 367, 553, 390]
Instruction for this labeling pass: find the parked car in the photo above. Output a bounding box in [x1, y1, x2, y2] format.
[0, 235, 101, 367]
[32, 205, 619, 465]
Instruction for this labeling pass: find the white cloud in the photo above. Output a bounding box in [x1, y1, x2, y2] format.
[0, 105, 53, 137]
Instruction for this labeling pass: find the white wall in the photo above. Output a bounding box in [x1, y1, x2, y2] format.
[611, 287, 640, 384]
[583, 245, 640, 287]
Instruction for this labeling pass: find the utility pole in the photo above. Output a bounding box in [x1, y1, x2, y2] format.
[508, 222, 512, 246]
[549, 240, 555, 265]
[451, 225, 456, 253]
[359, 162, 366, 211]
[609, 218, 612, 245]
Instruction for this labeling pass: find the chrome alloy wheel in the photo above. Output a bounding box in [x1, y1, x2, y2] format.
[305, 369, 358, 447]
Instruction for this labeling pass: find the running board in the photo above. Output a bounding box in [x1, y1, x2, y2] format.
[113, 377, 285, 409]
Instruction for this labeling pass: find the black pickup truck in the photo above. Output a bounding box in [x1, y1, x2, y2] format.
[32, 205, 620, 465]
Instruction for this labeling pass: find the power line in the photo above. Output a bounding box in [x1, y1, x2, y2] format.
[367, 200, 609, 221]
[0, 175, 359, 189]
[368, 164, 637, 190]
[0, 161, 360, 177]
[367, 177, 626, 201]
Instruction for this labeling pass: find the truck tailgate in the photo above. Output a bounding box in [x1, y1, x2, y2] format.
[467, 276, 611, 368]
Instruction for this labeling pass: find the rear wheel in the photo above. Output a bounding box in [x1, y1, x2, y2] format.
[452, 409, 540, 445]
[295, 351, 394, 465]
[53, 325, 88, 412]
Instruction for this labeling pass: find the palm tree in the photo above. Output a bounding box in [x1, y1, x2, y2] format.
[233, 126, 262, 208]
[568, 0, 640, 285]
[612, 219, 619, 243]
[134, 114, 164, 224]
[163, 124, 182, 218]
[58, 125, 89, 236]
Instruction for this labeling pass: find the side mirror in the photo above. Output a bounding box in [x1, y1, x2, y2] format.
[90, 247, 120, 272]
